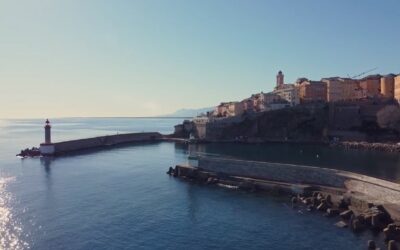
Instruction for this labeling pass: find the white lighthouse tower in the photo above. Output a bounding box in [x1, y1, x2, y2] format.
[39, 119, 55, 155]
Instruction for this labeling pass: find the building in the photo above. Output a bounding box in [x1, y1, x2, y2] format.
[321, 77, 343, 102]
[213, 102, 244, 117]
[276, 70, 284, 88]
[253, 92, 287, 111]
[340, 78, 363, 100]
[214, 103, 229, 117]
[380, 74, 395, 99]
[227, 102, 244, 117]
[395, 74, 400, 103]
[273, 84, 300, 106]
[242, 98, 255, 113]
[298, 80, 327, 103]
[359, 74, 381, 98]
[192, 116, 209, 139]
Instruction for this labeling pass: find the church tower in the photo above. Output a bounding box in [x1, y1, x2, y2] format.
[276, 71, 284, 88]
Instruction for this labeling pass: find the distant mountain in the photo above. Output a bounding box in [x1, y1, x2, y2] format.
[162, 107, 214, 117]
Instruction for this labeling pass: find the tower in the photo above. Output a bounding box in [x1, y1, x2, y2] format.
[40, 119, 55, 155]
[44, 119, 51, 144]
[276, 71, 284, 87]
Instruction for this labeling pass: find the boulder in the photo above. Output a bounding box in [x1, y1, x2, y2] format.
[326, 208, 340, 217]
[340, 210, 353, 220]
[367, 240, 376, 250]
[335, 221, 348, 228]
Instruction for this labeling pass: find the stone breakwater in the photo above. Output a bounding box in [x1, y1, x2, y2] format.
[52, 132, 162, 155]
[17, 132, 163, 157]
[169, 156, 400, 249]
[334, 141, 400, 153]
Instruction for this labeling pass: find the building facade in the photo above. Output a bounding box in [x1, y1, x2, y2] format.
[380, 74, 395, 99]
[359, 75, 381, 98]
[298, 80, 327, 103]
[273, 84, 300, 106]
[214, 102, 244, 117]
[322, 77, 343, 102]
[395, 75, 400, 103]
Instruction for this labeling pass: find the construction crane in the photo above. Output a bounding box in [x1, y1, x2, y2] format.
[347, 67, 378, 79]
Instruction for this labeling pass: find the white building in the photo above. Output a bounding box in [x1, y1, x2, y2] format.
[273, 84, 300, 106]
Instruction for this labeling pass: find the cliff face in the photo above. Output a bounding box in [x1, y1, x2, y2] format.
[206, 104, 329, 142]
[196, 100, 400, 143]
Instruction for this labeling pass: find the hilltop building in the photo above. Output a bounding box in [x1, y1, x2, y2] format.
[321, 77, 363, 102]
[214, 102, 244, 117]
[252, 92, 291, 111]
[359, 74, 381, 98]
[395, 75, 400, 103]
[321, 77, 342, 102]
[273, 84, 300, 106]
[380, 74, 396, 99]
[340, 78, 363, 100]
[298, 79, 327, 103]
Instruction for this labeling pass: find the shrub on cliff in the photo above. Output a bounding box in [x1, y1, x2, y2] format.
[377, 105, 400, 132]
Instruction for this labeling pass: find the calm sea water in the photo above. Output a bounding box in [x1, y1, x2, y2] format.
[1, 118, 398, 250]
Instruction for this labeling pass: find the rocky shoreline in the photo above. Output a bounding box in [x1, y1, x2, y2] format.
[168, 164, 400, 250]
[333, 141, 400, 153]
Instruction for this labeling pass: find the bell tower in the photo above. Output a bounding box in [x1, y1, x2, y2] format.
[276, 70, 284, 88]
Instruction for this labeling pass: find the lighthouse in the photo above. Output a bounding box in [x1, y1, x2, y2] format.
[39, 119, 55, 155]
[44, 119, 51, 144]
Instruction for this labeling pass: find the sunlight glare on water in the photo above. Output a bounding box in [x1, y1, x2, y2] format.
[0, 176, 29, 250]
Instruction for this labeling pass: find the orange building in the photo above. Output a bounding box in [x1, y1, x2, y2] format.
[380, 74, 395, 99]
[395, 74, 400, 103]
[298, 80, 327, 103]
[359, 75, 381, 98]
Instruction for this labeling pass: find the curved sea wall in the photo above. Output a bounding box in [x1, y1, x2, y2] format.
[196, 156, 400, 205]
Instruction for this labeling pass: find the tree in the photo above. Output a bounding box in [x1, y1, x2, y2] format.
[377, 105, 400, 131]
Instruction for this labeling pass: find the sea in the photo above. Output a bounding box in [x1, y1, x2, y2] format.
[1, 117, 399, 250]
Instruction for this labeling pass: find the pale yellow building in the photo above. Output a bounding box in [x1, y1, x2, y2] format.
[322, 77, 343, 102]
[395, 75, 400, 103]
[380, 74, 395, 99]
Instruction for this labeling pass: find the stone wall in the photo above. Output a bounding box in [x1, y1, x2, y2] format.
[197, 156, 400, 205]
[198, 156, 348, 188]
[53, 132, 162, 154]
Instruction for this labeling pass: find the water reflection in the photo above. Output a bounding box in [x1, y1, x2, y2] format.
[40, 157, 54, 175]
[0, 176, 28, 250]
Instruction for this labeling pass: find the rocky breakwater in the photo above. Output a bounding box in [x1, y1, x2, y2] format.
[335, 141, 400, 153]
[168, 156, 400, 249]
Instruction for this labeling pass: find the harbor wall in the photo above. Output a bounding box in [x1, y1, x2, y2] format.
[198, 156, 348, 188]
[53, 132, 162, 154]
[197, 156, 400, 204]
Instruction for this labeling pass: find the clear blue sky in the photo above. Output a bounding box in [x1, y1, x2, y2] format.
[1, 0, 399, 118]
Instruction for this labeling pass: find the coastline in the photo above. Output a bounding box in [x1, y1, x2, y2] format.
[169, 156, 400, 248]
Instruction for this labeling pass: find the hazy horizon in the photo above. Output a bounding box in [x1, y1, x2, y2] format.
[1, 0, 400, 118]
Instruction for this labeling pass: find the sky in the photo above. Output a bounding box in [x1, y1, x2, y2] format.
[0, 0, 399, 118]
